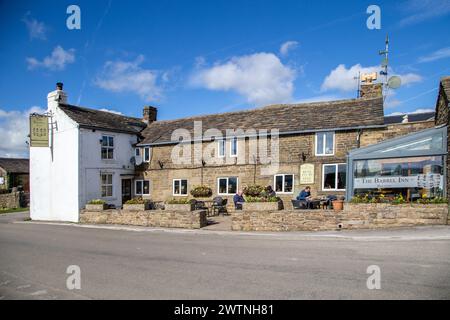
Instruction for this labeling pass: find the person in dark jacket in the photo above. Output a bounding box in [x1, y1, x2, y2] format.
[297, 186, 312, 201]
[266, 185, 276, 197]
[233, 190, 245, 210]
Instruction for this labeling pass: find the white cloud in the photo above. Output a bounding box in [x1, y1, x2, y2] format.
[0, 106, 46, 158]
[321, 64, 380, 92]
[26, 46, 75, 71]
[321, 64, 422, 92]
[99, 108, 123, 115]
[22, 13, 47, 40]
[398, 73, 423, 86]
[418, 47, 450, 63]
[95, 55, 163, 102]
[190, 52, 296, 106]
[399, 0, 450, 26]
[279, 41, 299, 56]
[387, 108, 435, 116]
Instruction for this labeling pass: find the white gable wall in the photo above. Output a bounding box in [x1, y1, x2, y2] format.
[30, 90, 80, 222]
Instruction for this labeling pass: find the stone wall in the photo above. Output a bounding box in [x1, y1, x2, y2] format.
[231, 203, 449, 232]
[0, 192, 22, 209]
[136, 120, 435, 208]
[435, 79, 449, 208]
[80, 209, 207, 229]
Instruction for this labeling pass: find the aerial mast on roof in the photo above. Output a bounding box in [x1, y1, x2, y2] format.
[378, 35, 402, 101]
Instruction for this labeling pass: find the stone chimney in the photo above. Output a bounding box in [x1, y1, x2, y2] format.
[143, 106, 157, 124]
[359, 83, 383, 99]
[47, 82, 68, 112]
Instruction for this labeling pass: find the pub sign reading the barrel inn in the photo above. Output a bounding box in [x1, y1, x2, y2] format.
[30, 115, 49, 147]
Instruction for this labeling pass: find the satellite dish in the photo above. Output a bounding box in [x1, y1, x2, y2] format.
[135, 155, 143, 166]
[387, 76, 402, 89]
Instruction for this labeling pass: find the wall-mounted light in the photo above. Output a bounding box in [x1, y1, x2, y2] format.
[301, 152, 308, 162]
[158, 160, 164, 169]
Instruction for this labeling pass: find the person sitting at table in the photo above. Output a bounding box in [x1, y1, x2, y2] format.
[297, 186, 312, 201]
[297, 186, 314, 209]
[233, 190, 245, 210]
[266, 185, 276, 197]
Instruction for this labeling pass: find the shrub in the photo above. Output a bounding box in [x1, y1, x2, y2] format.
[167, 198, 193, 204]
[416, 197, 448, 204]
[243, 185, 264, 197]
[190, 186, 213, 198]
[88, 199, 106, 205]
[244, 195, 279, 203]
[125, 197, 148, 205]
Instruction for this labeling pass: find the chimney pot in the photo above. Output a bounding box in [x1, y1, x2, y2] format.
[143, 106, 157, 124]
[56, 82, 63, 90]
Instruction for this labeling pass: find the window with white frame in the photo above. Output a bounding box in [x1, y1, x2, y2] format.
[135, 180, 150, 195]
[218, 139, 225, 157]
[315, 131, 334, 156]
[173, 179, 188, 196]
[322, 164, 346, 191]
[135, 148, 141, 157]
[144, 147, 151, 162]
[230, 137, 238, 157]
[274, 174, 294, 193]
[101, 135, 114, 159]
[218, 177, 238, 195]
[101, 173, 113, 197]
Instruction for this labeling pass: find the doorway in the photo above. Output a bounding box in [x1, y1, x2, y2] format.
[121, 179, 132, 204]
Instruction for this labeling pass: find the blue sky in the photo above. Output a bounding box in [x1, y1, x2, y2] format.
[0, 0, 449, 157]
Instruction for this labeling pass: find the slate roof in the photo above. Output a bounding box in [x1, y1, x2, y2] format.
[138, 97, 385, 146]
[384, 112, 435, 125]
[59, 104, 147, 134]
[0, 158, 29, 173]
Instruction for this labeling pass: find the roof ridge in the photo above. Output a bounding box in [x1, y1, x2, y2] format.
[151, 97, 381, 125]
[60, 104, 144, 122]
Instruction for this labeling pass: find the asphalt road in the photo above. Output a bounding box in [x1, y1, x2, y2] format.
[1, 212, 450, 300]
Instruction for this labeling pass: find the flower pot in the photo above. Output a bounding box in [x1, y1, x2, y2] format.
[165, 203, 195, 211]
[242, 202, 282, 211]
[123, 203, 150, 211]
[332, 200, 344, 211]
[85, 203, 107, 211]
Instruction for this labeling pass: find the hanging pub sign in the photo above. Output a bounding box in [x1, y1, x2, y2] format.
[300, 163, 315, 184]
[30, 114, 49, 147]
[354, 174, 443, 189]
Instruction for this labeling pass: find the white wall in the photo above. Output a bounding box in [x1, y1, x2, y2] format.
[30, 90, 80, 222]
[79, 128, 137, 208]
[30, 89, 139, 222]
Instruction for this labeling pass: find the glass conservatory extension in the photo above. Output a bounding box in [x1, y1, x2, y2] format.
[346, 126, 448, 201]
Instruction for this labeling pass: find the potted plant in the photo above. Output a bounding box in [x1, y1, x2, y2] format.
[123, 197, 151, 211]
[332, 196, 345, 211]
[243, 185, 265, 197]
[85, 199, 107, 211]
[165, 198, 195, 211]
[190, 186, 213, 198]
[242, 196, 282, 211]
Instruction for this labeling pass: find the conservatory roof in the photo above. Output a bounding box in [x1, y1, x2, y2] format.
[348, 125, 448, 161]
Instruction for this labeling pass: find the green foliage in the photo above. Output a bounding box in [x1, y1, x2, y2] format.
[351, 193, 447, 205]
[190, 185, 213, 198]
[244, 195, 279, 203]
[125, 197, 148, 205]
[416, 197, 448, 204]
[167, 198, 193, 204]
[243, 185, 265, 197]
[88, 199, 106, 205]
